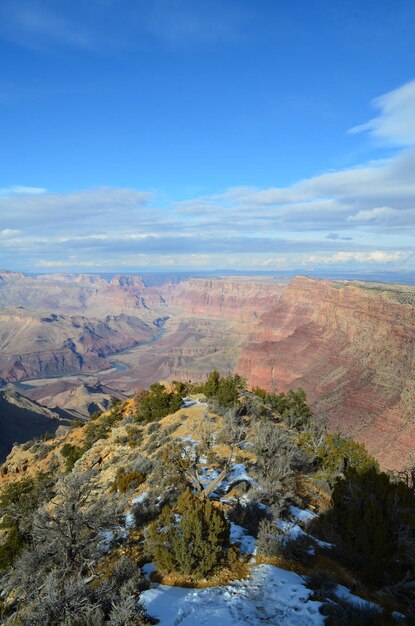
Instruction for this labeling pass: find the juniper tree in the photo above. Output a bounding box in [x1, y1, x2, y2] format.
[148, 489, 230, 577]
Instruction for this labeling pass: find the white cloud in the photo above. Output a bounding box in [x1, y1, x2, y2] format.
[2, 81, 415, 271]
[0, 186, 46, 197]
[347, 206, 399, 222]
[303, 251, 412, 265]
[348, 79, 415, 146]
[0, 228, 21, 238]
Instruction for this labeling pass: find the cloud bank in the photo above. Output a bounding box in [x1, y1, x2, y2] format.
[1, 80, 414, 273]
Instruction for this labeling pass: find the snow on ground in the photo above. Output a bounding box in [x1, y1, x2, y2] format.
[222, 463, 254, 491]
[125, 512, 135, 529]
[98, 529, 115, 554]
[278, 520, 334, 550]
[229, 523, 256, 555]
[140, 564, 325, 626]
[132, 491, 148, 505]
[181, 398, 208, 408]
[289, 505, 317, 523]
[200, 462, 256, 496]
[334, 584, 380, 610]
[142, 562, 156, 579]
[125, 492, 149, 528]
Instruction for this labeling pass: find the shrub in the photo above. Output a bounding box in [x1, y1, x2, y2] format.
[148, 490, 230, 577]
[256, 519, 282, 557]
[147, 422, 160, 434]
[0, 526, 25, 570]
[61, 443, 84, 472]
[109, 596, 151, 626]
[163, 422, 181, 436]
[280, 533, 315, 566]
[228, 500, 270, 536]
[133, 493, 163, 528]
[321, 601, 394, 626]
[110, 556, 149, 595]
[136, 384, 182, 423]
[193, 371, 246, 407]
[328, 467, 415, 585]
[111, 469, 145, 493]
[252, 387, 312, 429]
[83, 420, 110, 449]
[253, 420, 311, 499]
[0, 473, 53, 570]
[306, 569, 337, 596]
[317, 434, 379, 478]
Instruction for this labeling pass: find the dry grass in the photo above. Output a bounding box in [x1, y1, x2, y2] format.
[313, 553, 357, 588]
[150, 559, 251, 589]
[253, 554, 309, 576]
[295, 475, 331, 513]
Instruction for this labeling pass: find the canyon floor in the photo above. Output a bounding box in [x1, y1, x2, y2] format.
[0, 270, 414, 470]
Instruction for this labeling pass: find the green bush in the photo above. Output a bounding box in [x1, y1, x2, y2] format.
[60, 416, 114, 472]
[329, 467, 415, 585]
[0, 526, 25, 570]
[194, 371, 246, 407]
[136, 383, 182, 422]
[148, 490, 230, 577]
[0, 473, 53, 570]
[252, 387, 312, 429]
[317, 434, 379, 477]
[111, 468, 145, 493]
[60, 443, 84, 472]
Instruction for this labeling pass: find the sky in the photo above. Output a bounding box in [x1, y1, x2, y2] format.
[0, 0, 415, 275]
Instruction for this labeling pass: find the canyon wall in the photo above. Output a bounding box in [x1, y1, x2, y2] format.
[0, 308, 157, 382]
[1, 272, 415, 469]
[236, 277, 415, 469]
[162, 278, 284, 321]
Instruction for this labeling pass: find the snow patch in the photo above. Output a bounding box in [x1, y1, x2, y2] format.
[141, 564, 325, 626]
[289, 505, 317, 523]
[229, 523, 256, 555]
[132, 491, 148, 505]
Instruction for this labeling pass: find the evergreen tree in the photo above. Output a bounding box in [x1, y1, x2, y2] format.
[148, 490, 230, 577]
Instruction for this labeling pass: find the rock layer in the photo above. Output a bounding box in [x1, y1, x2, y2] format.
[236, 277, 415, 469]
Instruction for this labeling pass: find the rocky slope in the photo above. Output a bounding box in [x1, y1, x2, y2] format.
[0, 308, 158, 382]
[0, 386, 64, 463]
[22, 380, 126, 419]
[0, 391, 409, 623]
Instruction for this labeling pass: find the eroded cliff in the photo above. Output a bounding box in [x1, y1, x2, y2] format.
[236, 277, 415, 469]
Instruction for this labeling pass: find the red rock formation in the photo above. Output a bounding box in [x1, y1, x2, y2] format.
[162, 278, 284, 321]
[236, 277, 415, 470]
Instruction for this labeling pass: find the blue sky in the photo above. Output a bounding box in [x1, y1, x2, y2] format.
[0, 0, 415, 273]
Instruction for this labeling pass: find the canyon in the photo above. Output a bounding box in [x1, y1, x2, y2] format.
[0, 270, 414, 469]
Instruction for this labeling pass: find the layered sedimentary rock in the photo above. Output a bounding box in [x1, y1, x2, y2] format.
[236, 277, 415, 469]
[1, 271, 414, 469]
[24, 380, 126, 419]
[0, 308, 157, 382]
[0, 271, 166, 317]
[162, 278, 284, 321]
